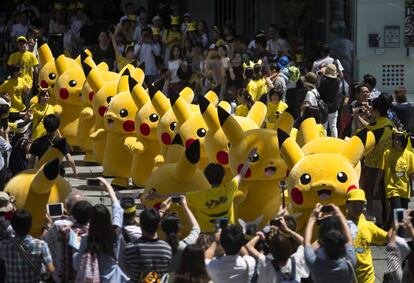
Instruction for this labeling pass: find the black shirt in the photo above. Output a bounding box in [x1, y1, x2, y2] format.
[29, 134, 69, 159]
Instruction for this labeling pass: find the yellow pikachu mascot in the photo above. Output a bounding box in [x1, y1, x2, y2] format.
[152, 87, 195, 166]
[102, 70, 138, 187]
[77, 57, 118, 162]
[199, 95, 267, 181]
[36, 38, 79, 105]
[217, 105, 294, 227]
[169, 90, 219, 169]
[87, 65, 143, 164]
[278, 117, 379, 232]
[5, 158, 71, 237]
[143, 138, 210, 232]
[125, 78, 163, 187]
[53, 52, 88, 147]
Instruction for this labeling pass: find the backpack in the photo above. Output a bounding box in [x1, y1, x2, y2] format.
[75, 252, 100, 283]
[311, 89, 329, 124]
[288, 66, 300, 83]
[272, 257, 300, 283]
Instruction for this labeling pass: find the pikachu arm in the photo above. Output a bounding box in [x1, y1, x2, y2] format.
[54, 104, 63, 115]
[154, 147, 167, 166]
[80, 107, 94, 119]
[90, 128, 106, 141]
[233, 184, 248, 205]
[124, 136, 146, 153]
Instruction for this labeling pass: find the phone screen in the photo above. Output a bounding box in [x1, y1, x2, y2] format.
[48, 203, 63, 217]
[394, 208, 405, 223]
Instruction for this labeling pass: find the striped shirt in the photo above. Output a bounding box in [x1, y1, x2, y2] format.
[123, 237, 172, 281]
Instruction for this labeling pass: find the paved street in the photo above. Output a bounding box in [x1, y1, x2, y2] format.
[65, 153, 403, 282]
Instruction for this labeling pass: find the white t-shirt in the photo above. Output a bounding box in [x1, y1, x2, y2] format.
[267, 38, 289, 56]
[206, 254, 256, 283]
[134, 43, 160, 76]
[168, 59, 183, 83]
[311, 56, 344, 73]
[304, 89, 319, 107]
[257, 245, 309, 283]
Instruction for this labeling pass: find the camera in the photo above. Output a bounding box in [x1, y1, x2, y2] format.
[270, 219, 281, 226]
[321, 205, 334, 213]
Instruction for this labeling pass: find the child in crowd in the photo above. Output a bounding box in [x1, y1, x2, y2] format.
[264, 85, 287, 129]
[235, 90, 253, 117]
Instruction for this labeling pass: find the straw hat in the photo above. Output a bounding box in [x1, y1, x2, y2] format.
[320, 63, 338, 79]
[303, 72, 317, 89]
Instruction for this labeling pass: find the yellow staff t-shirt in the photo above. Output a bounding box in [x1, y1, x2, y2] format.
[353, 214, 387, 283]
[30, 103, 55, 140]
[7, 51, 39, 87]
[265, 101, 288, 129]
[0, 77, 30, 112]
[381, 148, 414, 199]
[187, 178, 238, 232]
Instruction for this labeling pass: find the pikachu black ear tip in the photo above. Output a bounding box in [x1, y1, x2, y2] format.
[44, 158, 60, 180]
[169, 89, 180, 106]
[185, 139, 200, 164]
[121, 68, 131, 77]
[198, 95, 210, 114]
[128, 76, 138, 92]
[276, 128, 289, 146]
[82, 61, 92, 77]
[217, 106, 230, 126]
[171, 133, 183, 146]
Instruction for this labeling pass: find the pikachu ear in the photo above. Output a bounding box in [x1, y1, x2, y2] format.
[83, 58, 105, 93]
[38, 39, 54, 66]
[97, 62, 109, 71]
[199, 95, 220, 132]
[35, 138, 68, 169]
[246, 101, 267, 127]
[179, 87, 194, 103]
[274, 106, 294, 134]
[174, 139, 200, 182]
[298, 118, 319, 145]
[342, 128, 377, 167]
[149, 84, 170, 117]
[277, 129, 304, 169]
[117, 68, 131, 93]
[170, 89, 192, 123]
[129, 76, 149, 108]
[30, 158, 60, 194]
[204, 90, 219, 106]
[55, 55, 69, 76]
[217, 105, 243, 145]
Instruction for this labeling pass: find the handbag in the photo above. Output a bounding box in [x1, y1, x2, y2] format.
[101, 236, 129, 283]
[76, 252, 101, 283]
[30, 104, 50, 141]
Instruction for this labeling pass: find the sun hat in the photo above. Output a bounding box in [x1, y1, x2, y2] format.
[186, 22, 197, 32]
[303, 72, 317, 89]
[320, 63, 338, 79]
[347, 188, 366, 202]
[152, 15, 162, 23]
[170, 16, 180, 26]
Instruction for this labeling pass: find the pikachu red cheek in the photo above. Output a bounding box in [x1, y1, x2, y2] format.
[161, 132, 172, 145]
[40, 80, 49, 89]
[185, 138, 196, 149]
[291, 187, 303, 205]
[98, 106, 107, 117]
[88, 91, 94, 102]
[140, 123, 150, 136]
[123, 120, 135, 132]
[216, 150, 229, 165]
[59, 88, 69, 99]
[347, 184, 357, 193]
[237, 163, 251, 178]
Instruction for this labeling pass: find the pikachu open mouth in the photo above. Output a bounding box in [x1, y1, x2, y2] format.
[107, 118, 114, 128]
[265, 166, 277, 177]
[317, 189, 332, 200]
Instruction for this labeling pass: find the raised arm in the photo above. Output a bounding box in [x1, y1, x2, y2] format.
[234, 147, 257, 185]
[304, 203, 321, 246]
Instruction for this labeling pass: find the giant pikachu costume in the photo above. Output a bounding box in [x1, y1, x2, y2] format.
[5, 158, 71, 237]
[278, 117, 381, 232]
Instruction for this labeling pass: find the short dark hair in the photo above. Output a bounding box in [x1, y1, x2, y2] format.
[322, 229, 346, 260]
[44, 114, 60, 133]
[72, 200, 92, 225]
[204, 163, 225, 186]
[139, 208, 160, 234]
[220, 225, 244, 255]
[363, 74, 377, 89]
[394, 86, 407, 103]
[121, 197, 136, 226]
[269, 233, 294, 262]
[372, 92, 393, 117]
[320, 43, 330, 56]
[11, 209, 32, 236]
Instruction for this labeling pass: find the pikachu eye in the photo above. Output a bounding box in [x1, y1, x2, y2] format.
[69, 80, 77, 87]
[337, 172, 348, 183]
[169, 122, 177, 131]
[196, 128, 206, 137]
[106, 96, 113, 104]
[249, 152, 259, 163]
[49, 73, 56, 80]
[149, 113, 159, 122]
[119, 109, 128, 117]
[300, 173, 311, 185]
